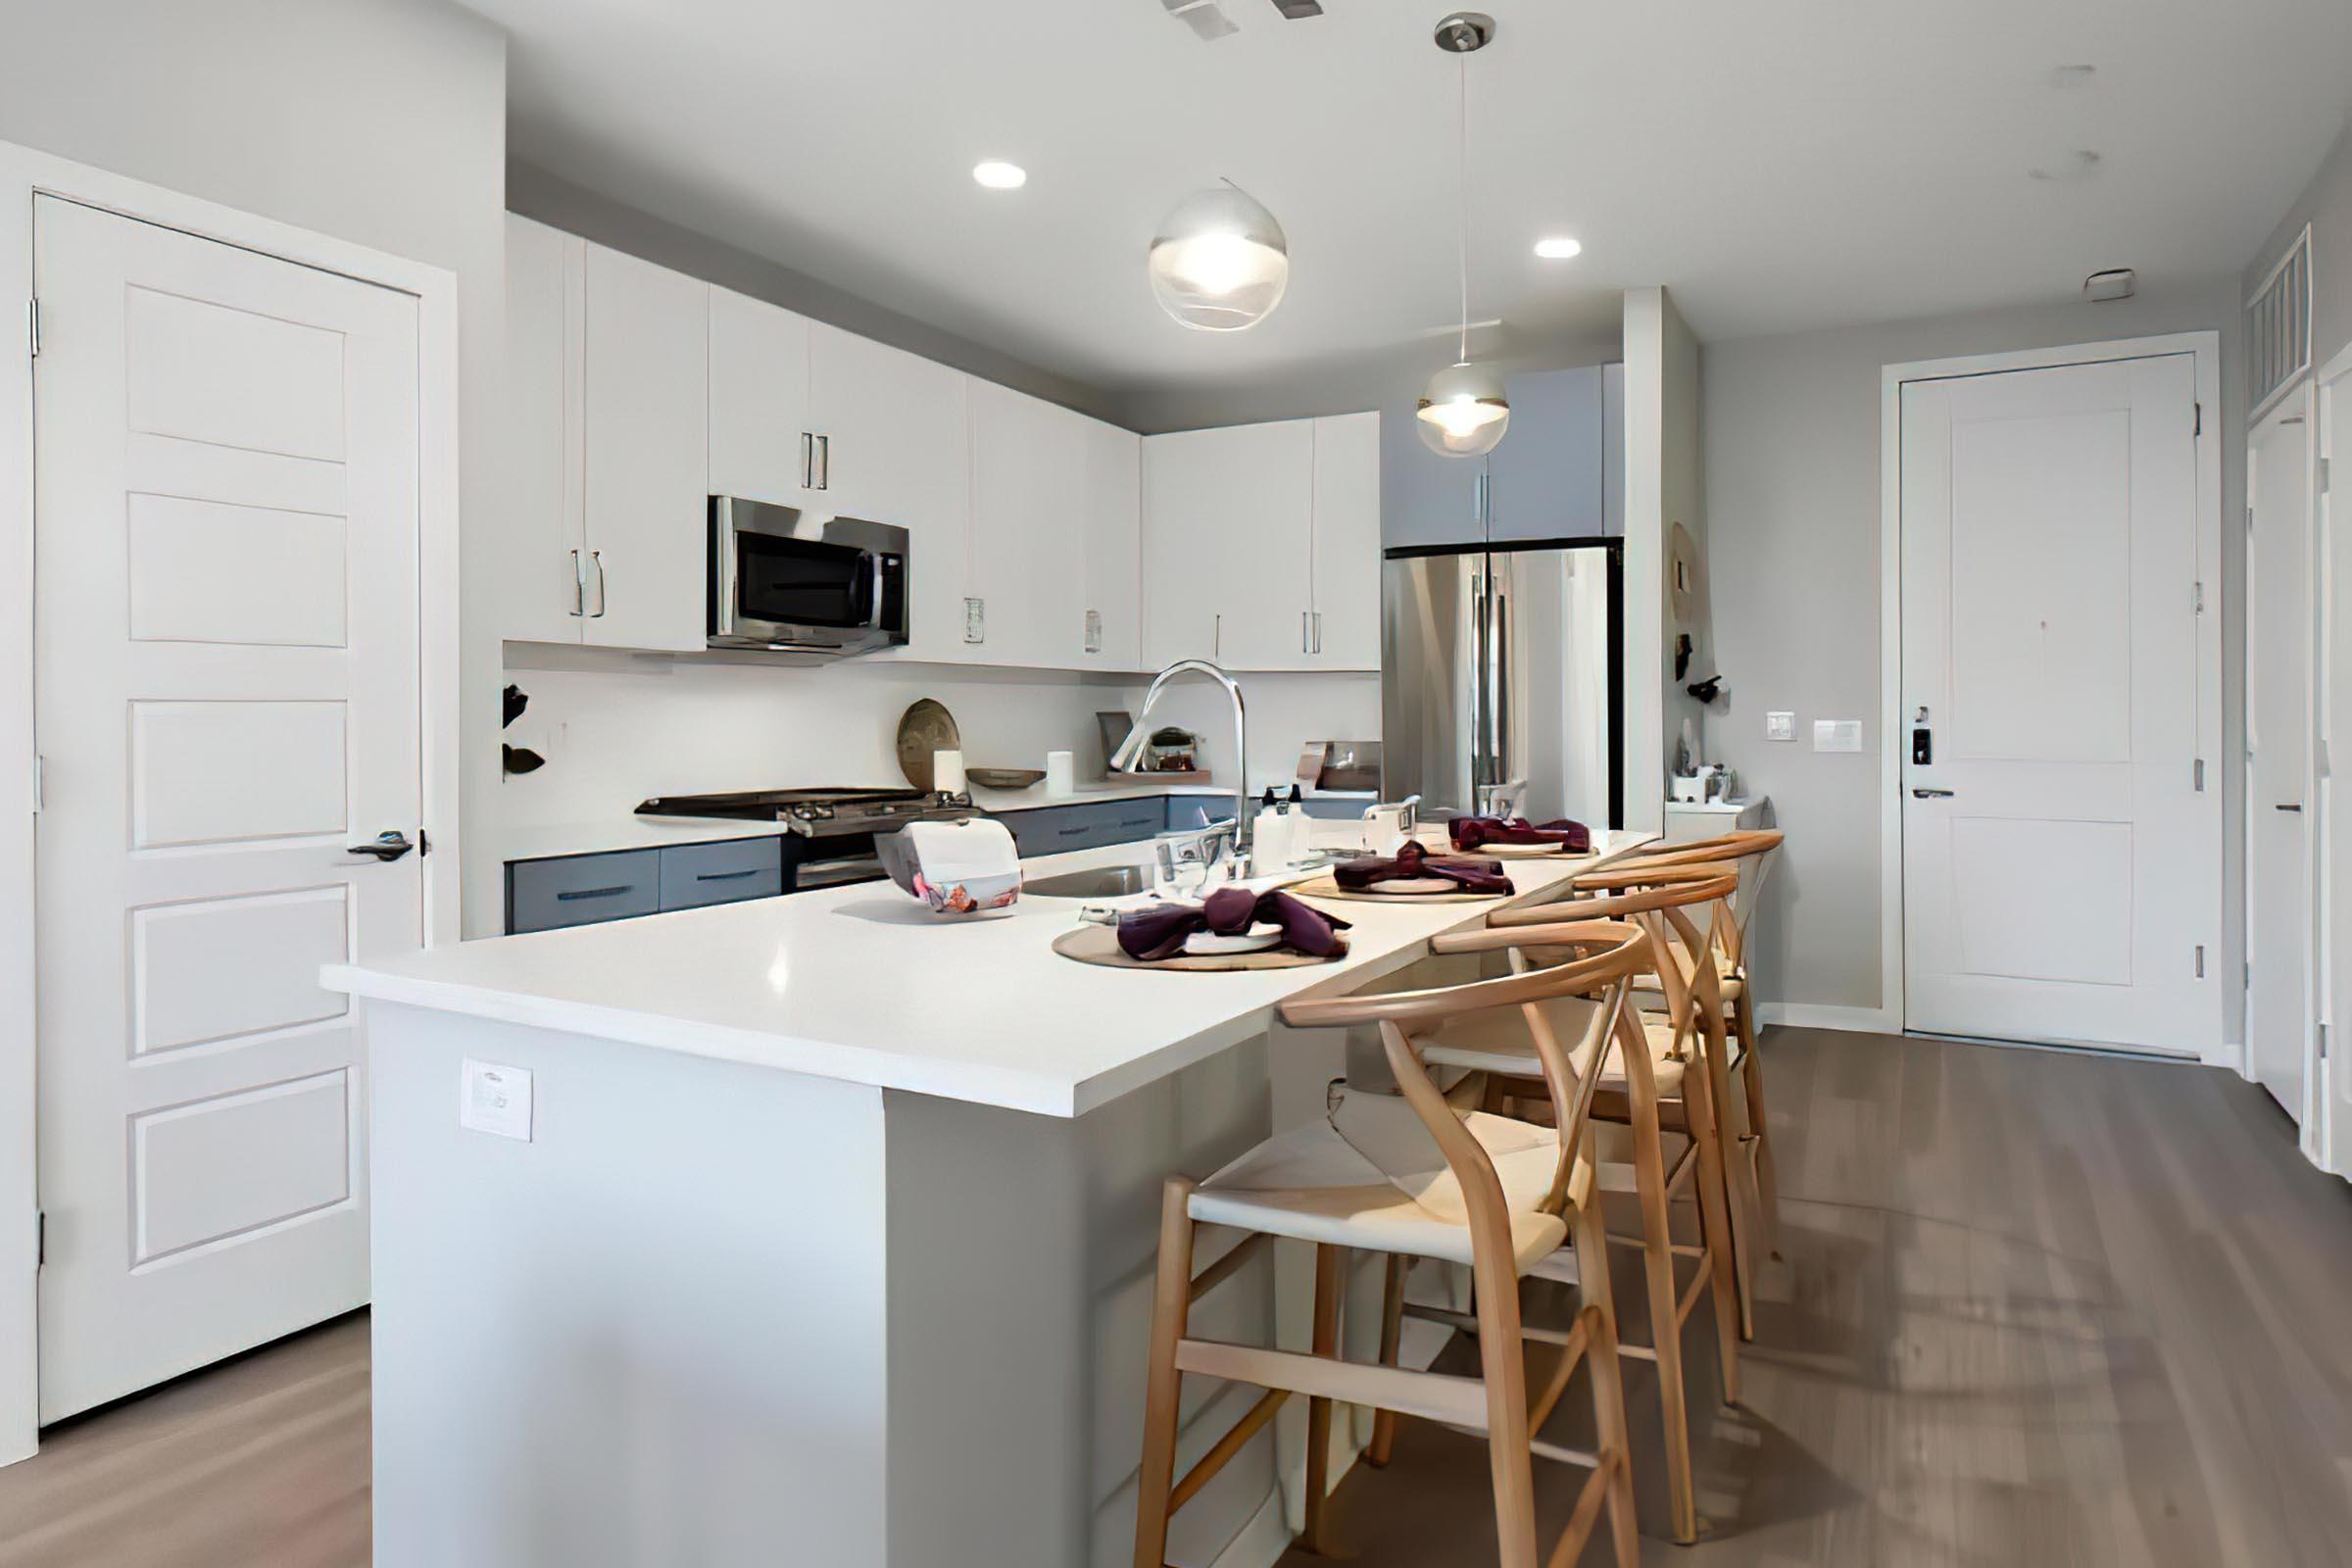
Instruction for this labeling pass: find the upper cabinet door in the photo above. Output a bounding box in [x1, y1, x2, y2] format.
[1485, 366, 1605, 541]
[807, 324, 970, 660]
[969, 383, 1137, 668]
[708, 285, 812, 508]
[500, 215, 585, 644]
[1309, 413, 1381, 669]
[1142, 421, 1313, 671]
[581, 242, 708, 653]
[1078, 416, 1142, 669]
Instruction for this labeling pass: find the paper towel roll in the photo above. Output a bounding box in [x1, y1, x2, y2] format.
[1045, 750, 1075, 796]
[933, 748, 966, 794]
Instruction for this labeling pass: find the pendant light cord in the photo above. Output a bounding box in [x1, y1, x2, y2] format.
[1456, 52, 1470, 365]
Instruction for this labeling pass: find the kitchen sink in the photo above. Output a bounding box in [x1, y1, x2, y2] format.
[1023, 864, 1155, 899]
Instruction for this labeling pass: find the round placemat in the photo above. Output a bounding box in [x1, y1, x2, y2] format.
[1447, 839, 1592, 858]
[1051, 923, 1343, 972]
[1292, 873, 1508, 904]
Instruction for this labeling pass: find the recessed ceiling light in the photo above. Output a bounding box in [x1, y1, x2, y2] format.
[972, 161, 1027, 191]
[1534, 236, 1583, 261]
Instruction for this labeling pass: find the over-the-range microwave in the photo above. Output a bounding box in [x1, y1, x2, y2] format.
[708, 495, 909, 655]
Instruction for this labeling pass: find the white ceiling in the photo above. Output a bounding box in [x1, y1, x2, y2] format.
[466, 0, 2352, 396]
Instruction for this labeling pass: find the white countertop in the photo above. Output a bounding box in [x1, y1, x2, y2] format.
[503, 778, 1253, 864]
[333, 828, 1653, 1118]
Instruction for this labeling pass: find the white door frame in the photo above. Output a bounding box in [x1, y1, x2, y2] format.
[2317, 337, 2352, 1176]
[0, 140, 462, 1464]
[2244, 379, 2323, 1148]
[1878, 332, 2227, 1061]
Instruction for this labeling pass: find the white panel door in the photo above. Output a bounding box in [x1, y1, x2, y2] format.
[581, 242, 708, 653]
[1309, 412, 1382, 668]
[1900, 354, 2211, 1052]
[2248, 392, 2318, 1118]
[499, 215, 586, 644]
[32, 196, 422, 1420]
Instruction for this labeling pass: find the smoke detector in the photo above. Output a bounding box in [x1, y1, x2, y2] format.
[2082, 268, 2136, 303]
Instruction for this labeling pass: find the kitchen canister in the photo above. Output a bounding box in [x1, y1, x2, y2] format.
[933, 748, 966, 795]
[1045, 750, 1076, 796]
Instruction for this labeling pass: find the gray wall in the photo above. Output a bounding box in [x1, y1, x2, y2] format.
[1701, 278, 2244, 1018]
[0, 0, 512, 936]
[2243, 108, 2352, 371]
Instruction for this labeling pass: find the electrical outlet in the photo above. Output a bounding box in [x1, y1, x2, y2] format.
[1766, 710, 1796, 742]
[461, 1058, 533, 1142]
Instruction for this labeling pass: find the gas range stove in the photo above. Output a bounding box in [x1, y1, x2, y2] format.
[637, 786, 978, 839]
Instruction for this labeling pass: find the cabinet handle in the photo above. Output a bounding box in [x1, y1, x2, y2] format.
[589, 550, 609, 617]
[800, 432, 814, 491]
[1213, 612, 1222, 661]
[569, 550, 585, 616]
[1312, 612, 1323, 655]
[695, 868, 762, 882]
[1302, 611, 1312, 654]
[557, 884, 634, 902]
[813, 433, 831, 491]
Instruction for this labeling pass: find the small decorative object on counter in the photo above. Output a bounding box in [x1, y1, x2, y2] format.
[1448, 815, 1591, 854]
[873, 817, 1022, 917]
[1116, 887, 1349, 962]
[932, 748, 966, 795]
[1045, 751, 1076, 795]
[965, 767, 1047, 790]
[1332, 841, 1510, 895]
[1142, 726, 1200, 773]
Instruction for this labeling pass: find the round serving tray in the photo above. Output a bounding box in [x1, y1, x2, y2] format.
[1050, 923, 1343, 972]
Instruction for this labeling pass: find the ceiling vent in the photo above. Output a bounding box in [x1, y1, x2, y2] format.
[1162, 0, 1322, 40]
[2248, 225, 2312, 420]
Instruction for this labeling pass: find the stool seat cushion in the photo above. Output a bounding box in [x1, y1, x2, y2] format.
[1188, 1088, 1569, 1272]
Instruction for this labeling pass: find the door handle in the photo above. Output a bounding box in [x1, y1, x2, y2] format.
[348, 831, 415, 862]
[589, 550, 608, 617]
[813, 434, 831, 491]
[2277, 802, 2305, 812]
[801, 431, 814, 491]
[1911, 788, 1954, 799]
[569, 549, 585, 616]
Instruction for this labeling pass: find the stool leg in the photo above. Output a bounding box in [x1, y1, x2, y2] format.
[1629, 1091, 1699, 1543]
[1301, 1243, 1344, 1554]
[1699, 1009, 1761, 1341]
[1366, 1253, 1405, 1468]
[1580, 1298, 1643, 1568]
[1471, 1251, 1539, 1568]
[1682, 1044, 1746, 1399]
[1734, 989, 1783, 1257]
[1133, 1179, 1197, 1568]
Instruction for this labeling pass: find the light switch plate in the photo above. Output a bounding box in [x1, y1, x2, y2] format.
[461, 1058, 533, 1142]
[1765, 710, 1796, 742]
[962, 597, 986, 645]
[1813, 718, 1864, 754]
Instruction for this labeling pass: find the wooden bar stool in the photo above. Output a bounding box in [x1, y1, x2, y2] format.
[1581, 835, 1785, 1334]
[1409, 871, 1745, 1544]
[1132, 926, 1650, 1568]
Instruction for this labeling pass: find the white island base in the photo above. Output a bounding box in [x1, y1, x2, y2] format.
[345, 831, 1653, 1568]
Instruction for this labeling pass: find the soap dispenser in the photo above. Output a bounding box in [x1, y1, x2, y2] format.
[1253, 788, 1289, 872]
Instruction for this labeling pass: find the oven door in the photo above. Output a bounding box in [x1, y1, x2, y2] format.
[710, 496, 909, 653]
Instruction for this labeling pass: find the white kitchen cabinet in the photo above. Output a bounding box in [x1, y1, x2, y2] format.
[807, 323, 969, 660]
[969, 381, 1139, 668]
[1309, 412, 1382, 669]
[708, 285, 812, 508]
[500, 215, 586, 643]
[1142, 416, 1378, 672]
[580, 242, 709, 653]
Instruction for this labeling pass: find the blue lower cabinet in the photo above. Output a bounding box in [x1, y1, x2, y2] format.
[999, 797, 1175, 855]
[508, 850, 662, 933]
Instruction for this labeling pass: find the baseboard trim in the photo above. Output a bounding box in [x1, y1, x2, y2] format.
[1757, 1003, 1901, 1034]
[1207, 1488, 1291, 1568]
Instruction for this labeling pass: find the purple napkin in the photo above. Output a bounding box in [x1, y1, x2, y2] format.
[1117, 887, 1352, 962]
[1449, 815, 1592, 854]
[1333, 840, 1511, 895]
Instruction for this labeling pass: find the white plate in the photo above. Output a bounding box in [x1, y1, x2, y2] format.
[1185, 922, 1283, 956]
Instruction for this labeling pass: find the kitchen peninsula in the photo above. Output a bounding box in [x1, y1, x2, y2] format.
[327, 827, 1651, 1568]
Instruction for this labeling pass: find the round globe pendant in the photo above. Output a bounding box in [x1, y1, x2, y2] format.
[1416, 360, 1511, 457]
[1148, 182, 1290, 332]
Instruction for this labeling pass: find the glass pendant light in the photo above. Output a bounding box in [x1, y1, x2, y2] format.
[1149, 180, 1290, 332]
[1417, 13, 1509, 458]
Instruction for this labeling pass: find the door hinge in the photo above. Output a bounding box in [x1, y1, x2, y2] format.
[2194, 944, 2206, 979]
[2192, 758, 2206, 792]
[25, 297, 37, 361]
[35, 1211, 43, 1267]
[2321, 456, 2333, 496]
[2192, 581, 2204, 614]
[28, 754, 41, 815]
[2193, 401, 2203, 437]
[2321, 1021, 2331, 1062]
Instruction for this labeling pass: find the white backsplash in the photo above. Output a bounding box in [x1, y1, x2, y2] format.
[496, 646, 1382, 838]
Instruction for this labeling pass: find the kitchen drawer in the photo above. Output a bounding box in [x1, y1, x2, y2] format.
[660, 838, 784, 910]
[508, 850, 662, 933]
[1001, 799, 1169, 856]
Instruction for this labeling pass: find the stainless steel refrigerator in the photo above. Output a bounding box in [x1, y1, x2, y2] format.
[1381, 538, 1622, 827]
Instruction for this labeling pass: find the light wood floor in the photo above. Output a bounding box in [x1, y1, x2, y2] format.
[2, 1030, 2348, 1566]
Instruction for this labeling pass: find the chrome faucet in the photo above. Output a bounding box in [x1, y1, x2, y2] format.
[1112, 659, 1251, 859]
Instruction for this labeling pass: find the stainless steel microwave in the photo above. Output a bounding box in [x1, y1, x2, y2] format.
[708, 496, 909, 655]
